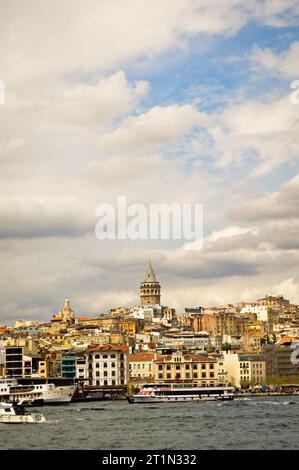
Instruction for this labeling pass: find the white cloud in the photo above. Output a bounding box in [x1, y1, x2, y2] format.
[1, 1, 299, 322]
[229, 172, 299, 222]
[97, 104, 203, 155]
[52, 71, 149, 127]
[1, 0, 299, 88]
[251, 41, 299, 79]
[188, 94, 299, 177]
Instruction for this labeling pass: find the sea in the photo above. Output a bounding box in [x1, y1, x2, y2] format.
[1, 396, 299, 450]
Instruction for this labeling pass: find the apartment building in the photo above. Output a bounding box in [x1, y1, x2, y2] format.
[154, 351, 218, 386]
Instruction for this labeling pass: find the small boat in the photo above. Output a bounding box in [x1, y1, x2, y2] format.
[127, 383, 236, 403]
[0, 400, 46, 423]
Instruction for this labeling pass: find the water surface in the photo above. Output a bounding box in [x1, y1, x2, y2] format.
[1, 396, 298, 450]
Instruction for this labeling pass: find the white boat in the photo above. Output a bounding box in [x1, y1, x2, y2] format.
[0, 401, 46, 424]
[0, 378, 77, 405]
[127, 383, 236, 403]
[0, 379, 44, 405]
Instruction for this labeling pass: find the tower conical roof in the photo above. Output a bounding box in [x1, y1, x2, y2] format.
[143, 258, 157, 282]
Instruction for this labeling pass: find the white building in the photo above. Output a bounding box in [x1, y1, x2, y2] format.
[223, 351, 266, 388]
[76, 344, 129, 387]
[240, 304, 269, 322]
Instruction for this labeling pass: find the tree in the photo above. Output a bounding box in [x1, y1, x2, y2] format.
[221, 342, 232, 351]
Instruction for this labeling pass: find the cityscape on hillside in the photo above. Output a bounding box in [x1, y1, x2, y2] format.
[1, 258, 299, 399]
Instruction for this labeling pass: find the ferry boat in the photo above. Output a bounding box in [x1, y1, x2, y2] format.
[0, 400, 46, 424]
[127, 383, 236, 403]
[0, 378, 77, 405]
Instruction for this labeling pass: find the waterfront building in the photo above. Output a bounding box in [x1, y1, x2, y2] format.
[154, 351, 218, 386]
[140, 259, 161, 306]
[61, 355, 77, 378]
[263, 344, 299, 380]
[79, 344, 129, 387]
[129, 351, 158, 381]
[4, 346, 33, 378]
[223, 352, 266, 388]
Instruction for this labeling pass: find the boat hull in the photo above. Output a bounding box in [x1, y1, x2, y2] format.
[42, 385, 77, 404]
[0, 413, 46, 423]
[127, 395, 234, 403]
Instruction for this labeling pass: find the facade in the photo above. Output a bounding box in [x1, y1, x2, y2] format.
[244, 322, 265, 337]
[263, 344, 299, 379]
[157, 332, 210, 353]
[140, 259, 161, 306]
[119, 319, 144, 336]
[199, 313, 245, 338]
[257, 295, 289, 308]
[223, 352, 266, 388]
[5, 346, 32, 378]
[79, 344, 129, 387]
[154, 351, 218, 385]
[129, 351, 157, 380]
[240, 304, 270, 322]
[61, 355, 77, 378]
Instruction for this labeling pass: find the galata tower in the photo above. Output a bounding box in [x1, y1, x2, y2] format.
[140, 258, 161, 306]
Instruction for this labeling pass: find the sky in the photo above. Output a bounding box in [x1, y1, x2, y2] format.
[0, 0, 299, 324]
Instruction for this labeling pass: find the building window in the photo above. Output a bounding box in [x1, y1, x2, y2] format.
[95, 354, 100, 359]
[158, 365, 163, 370]
[103, 362, 107, 368]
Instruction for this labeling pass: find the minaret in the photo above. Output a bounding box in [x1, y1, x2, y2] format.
[140, 258, 161, 305]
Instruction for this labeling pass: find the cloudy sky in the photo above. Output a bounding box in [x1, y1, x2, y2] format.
[1, 0, 299, 324]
